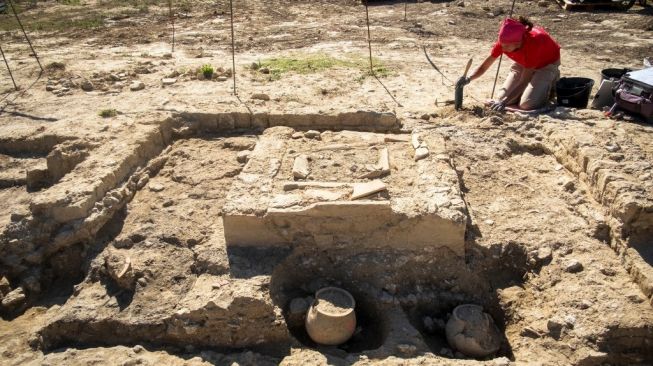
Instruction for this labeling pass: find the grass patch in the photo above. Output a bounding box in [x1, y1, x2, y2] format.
[355, 63, 393, 82]
[260, 55, 357, 75]
[255, 54, 393, 82]
[99, 109, 118, 118]
[200, 64, 214, 79]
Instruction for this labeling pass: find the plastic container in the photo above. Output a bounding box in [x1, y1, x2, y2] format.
[305, 287, 356, 346]
[600, 68, 633, 82]
[556, 77, 595, 109]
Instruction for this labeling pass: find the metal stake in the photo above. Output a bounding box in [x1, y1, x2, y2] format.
[229, 0, 236, 95]
[169, 0, 175, 52]
[365, 2, 373, 74]
[7, 0, 42, 73]
[404, 1, 407, 22]
[0, 44, 18, 90]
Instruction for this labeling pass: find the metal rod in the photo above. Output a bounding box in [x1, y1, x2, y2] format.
[229, 0, 236, 95]
[169, 0, 175, 52]
[404, 1, 407, 21]
[364, 2, 373, 74]
[7, 0, 42, 73]
[490, 0, 518, 100]
[0, 44, 18, 90]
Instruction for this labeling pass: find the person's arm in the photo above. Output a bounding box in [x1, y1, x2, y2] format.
[468, 55, 498, 81]
[456, 54, 498, 89]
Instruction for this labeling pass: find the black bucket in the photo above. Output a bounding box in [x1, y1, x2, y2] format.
[556, 77, 595, 109]
[600, 68, 632, 82]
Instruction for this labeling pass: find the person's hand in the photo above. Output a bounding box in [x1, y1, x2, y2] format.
[455, 76, 470, 89]
[489, 99, 506, 112]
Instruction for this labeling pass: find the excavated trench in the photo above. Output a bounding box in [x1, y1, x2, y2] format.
[269, 243, 527, 360]
[9, 112, 521, 361]
[4, 111, 653, 365]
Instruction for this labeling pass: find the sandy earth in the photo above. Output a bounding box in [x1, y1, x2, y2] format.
[1, 0, 653, 365]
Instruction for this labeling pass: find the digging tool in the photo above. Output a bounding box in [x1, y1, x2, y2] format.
[423, 46, 453, 85]
[455, 58, 473, 110]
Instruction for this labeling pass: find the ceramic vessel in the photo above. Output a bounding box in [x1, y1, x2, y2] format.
[305, 287, 356, 346]
[445, 304, 501, 358]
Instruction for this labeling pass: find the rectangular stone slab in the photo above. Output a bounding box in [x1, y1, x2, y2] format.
[223, 129, 466, 255]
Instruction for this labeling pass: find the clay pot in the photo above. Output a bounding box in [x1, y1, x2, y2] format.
[445, 304, 501, 358]
[305, 287, 356, 346]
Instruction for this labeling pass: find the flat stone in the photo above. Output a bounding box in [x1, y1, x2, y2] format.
[292, 154, 310, 179]
[251, 93, 270, 101]
[359, 165, 384, 179]
[162, 78, 177, 85]
[304, 130, 321, 139]
[415, 147, 429, 161]
[1, 287, 26, 309]
[378, 148, 390, 174]
[351, 180, 387, 200]
[283, 181, 350, 191]
[383, 135, 411, 143]
[130, 81, 145, 91]
[270, 194, 302, 208]
[411, 133, 422, 149]
[305, 189, 345, 201]
[291, 132, 303, 139]
[149, 183, 165, 192]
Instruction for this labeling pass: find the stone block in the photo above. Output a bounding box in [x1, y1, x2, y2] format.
[252, 113, 269, 129]
[217, 113, 235, 130]
[223, 131, 466, 255]
[292, 155, 310, 179]
[232, 112, 252, 129]
[26, 164, 50, 190]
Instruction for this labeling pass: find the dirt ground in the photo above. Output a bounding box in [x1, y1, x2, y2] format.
[1, 0, 653, 365]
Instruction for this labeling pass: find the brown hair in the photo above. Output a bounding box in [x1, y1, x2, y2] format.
[517, 16, 534, 31]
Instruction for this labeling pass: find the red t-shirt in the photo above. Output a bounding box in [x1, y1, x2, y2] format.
[491, 26, 560, 69]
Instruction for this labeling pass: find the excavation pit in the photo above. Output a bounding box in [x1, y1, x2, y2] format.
[403, 297, 513, 360]
[223, 127, 467, 254]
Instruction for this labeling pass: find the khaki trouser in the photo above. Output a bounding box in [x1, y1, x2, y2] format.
[497, 60, 561, 110]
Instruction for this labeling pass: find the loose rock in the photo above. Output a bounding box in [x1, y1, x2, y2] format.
[162, 78, 177, 85]
[0, 277, 10, 296]
[565, 259, 583, 273]
[304, 130, 321, 139]
[1, 287, 26, 310]
[251, 93, 270, 101]
[81, 79, 94, 91]
[130, 81, 145, 91]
